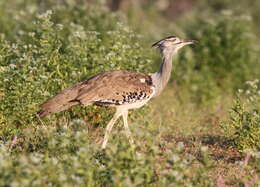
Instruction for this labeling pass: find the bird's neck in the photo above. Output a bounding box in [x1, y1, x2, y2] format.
[152, 50, 175, 97]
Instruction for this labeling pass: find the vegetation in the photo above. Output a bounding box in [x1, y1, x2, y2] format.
[222, 79, 260, 151]
[179, 13, 258, 103]
[0, 1, 152, 137]
[0, 0, 259, 186]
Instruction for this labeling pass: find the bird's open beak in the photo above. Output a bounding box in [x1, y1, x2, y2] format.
[182, 40, 198, 45]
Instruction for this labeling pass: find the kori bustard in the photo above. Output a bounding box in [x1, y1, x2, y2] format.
[37, 36, 196, 148]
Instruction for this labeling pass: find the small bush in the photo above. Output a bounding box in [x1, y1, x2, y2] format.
[0, 1, 152, 137]
[222, 79, 260, 151]
[176, 12, 259, 104]
[0, 123, 214, 186]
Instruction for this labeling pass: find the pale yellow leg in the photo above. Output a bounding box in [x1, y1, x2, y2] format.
[122, 110, 134, 145]
[101, 110, 121, 149]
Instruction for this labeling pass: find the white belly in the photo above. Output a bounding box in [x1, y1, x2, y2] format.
[117, 98, 151, 110]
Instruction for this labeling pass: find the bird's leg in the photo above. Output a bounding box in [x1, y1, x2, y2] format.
[101, 110, 121, 149]
[122, 110, 134, 145]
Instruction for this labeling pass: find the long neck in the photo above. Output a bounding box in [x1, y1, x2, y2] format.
[152, 49, 175, 97]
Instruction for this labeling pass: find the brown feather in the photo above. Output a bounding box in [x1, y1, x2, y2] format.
[37, 84, 82, 118]
[37, 70, 153, 118]
[76, 70, 153, 105]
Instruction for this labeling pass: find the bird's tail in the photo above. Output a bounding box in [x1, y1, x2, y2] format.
[36, 84, 82, 118]
[36, 100, 79, 118]
[36, 109, 49, 118]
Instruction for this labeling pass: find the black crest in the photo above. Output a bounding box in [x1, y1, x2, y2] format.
[152, 35, 176, 47]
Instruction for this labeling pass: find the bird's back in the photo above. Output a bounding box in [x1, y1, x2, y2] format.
[37, 70, 154, 118]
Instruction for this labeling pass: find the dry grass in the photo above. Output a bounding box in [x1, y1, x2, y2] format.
[133, 86, 257, 186]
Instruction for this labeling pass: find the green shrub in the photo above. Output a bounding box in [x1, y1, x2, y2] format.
[176, 12, 259, 104]
[197, 0, 260, 32]
[222, 79, 260, 151]
[0, 2, 152, 137]
[0, 123, 214, 186]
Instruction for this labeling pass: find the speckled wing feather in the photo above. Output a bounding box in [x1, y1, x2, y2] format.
[76, 70, 154, 106]
[37, 70, 154, 118]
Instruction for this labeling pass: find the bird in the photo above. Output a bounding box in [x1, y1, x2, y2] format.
[37, 35, 196, 149]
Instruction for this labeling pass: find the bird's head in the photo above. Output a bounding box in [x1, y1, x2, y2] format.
[152, 35, 197, 54]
